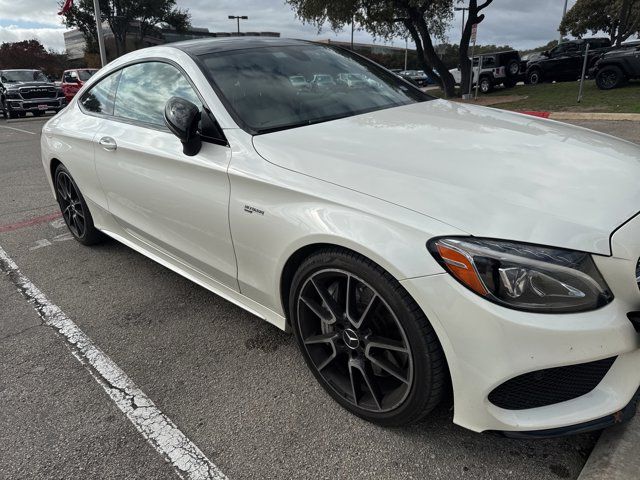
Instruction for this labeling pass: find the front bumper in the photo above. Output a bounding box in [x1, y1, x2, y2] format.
[402, 214, 640, 434]
[5, 97, 66, 112]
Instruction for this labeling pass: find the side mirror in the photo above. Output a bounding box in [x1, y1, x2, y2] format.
[164, 96, 202, 156]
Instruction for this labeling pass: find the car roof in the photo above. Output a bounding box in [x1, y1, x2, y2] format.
[171, 37, 312, 56]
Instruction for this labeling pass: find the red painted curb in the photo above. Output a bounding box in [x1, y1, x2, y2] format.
[518, 111, 551, 119]
[0, 212, 62, 233]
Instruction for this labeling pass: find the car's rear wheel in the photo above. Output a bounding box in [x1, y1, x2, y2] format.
[290, 248, 446, 426]
[54, 164, 104, 246]
[596, 66, 626, 90]
[527, 68, 543, 85]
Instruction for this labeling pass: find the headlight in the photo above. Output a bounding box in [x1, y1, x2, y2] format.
[428, 237, 613, 313]
[5, 89, 20, 99]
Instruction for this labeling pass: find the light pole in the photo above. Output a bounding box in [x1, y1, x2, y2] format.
[454, 6, 469, 34]
[228, 15, 248, 35]
[404, 38, 408, 71]
[559, 0, 569, 44]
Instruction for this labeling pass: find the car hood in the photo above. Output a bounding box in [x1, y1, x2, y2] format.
[252, 100, 640, 255]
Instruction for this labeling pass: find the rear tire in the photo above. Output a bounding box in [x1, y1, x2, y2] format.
[54, 164, 104, 246]
[290, 248, 447, 426]
[596, 66, 626, 90]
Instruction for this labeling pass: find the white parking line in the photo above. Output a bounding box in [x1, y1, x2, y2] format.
[0, 246, 227, 480]
[0, 125, 36, 135]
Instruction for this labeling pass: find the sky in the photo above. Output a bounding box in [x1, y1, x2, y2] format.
[0, 0, 580, 53]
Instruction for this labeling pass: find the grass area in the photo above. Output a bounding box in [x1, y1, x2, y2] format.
[432, 80, 640, 113]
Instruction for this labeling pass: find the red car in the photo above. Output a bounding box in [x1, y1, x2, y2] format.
[61, 68, 98, 102]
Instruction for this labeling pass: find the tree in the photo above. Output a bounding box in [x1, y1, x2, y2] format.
[0, 40, 68, 78]
[60, 0, 191, 60]
[560, 0, 640, 46]
[458, 0, 493, 95]
[286, 0, 458, 97]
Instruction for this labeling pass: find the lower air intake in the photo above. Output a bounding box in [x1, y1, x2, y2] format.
[488, 357, 616, 410]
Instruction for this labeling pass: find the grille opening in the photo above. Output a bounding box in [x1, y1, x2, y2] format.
[488, 357, 616, 410]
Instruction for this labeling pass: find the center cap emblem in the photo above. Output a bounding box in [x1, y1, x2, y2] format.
[342, 328, 360, 350]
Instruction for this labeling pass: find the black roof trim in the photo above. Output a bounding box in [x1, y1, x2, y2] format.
[170, 37, 313, 56]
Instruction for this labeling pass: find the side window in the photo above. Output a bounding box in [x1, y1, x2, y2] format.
[113, 62, 200, 127]
[80, 71, 121, 115]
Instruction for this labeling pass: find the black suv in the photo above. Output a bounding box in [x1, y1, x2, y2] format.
[591, 42, 640, 90]
[525, 38, 612, 85]
[1, 69, 66, 119]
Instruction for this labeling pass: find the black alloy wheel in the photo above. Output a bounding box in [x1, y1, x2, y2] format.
[291, 249, 446, 426]
[527, 69, 543, 85]
[596, 66, 625, 90]
[54, 164, 104, 245]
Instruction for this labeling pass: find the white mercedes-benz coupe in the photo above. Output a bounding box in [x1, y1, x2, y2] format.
[41, 37, 640, 438]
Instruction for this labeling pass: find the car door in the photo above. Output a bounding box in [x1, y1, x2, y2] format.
[92, 61, 238, 290]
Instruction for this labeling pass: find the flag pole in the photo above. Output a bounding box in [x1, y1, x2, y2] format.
[92, 0, 107, 66]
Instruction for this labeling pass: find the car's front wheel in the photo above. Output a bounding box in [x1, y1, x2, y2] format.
[527, 68, 543, 85]
[479, 76, 493, 94]
[290, 248, 447, 426]
[596, 66, 626, 90]
[54, 164, 104, 246]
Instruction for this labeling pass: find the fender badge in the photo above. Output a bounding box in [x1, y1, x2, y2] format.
[244, 205, 265, 216]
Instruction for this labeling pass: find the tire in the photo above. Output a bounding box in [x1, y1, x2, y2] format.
[479, 75, 493, 94]
[2, 101, 17, 119]
[596, 66, 626, 90]
[54, 164, 104, 246]
[527, 68, 543, 85]
[290, 248, 447, 426]
[503, 79, 517, 88]
[505, 59, 520, 78]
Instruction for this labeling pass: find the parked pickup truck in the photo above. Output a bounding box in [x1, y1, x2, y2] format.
[591, 41, 640, 90]
[1, 69, 66, 119]
[61, 68, 98, 103]
[525, 38, 612, 85]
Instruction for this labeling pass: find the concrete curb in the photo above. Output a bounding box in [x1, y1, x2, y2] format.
[578, 407, 640, 480]
[518, 111, 640, 122]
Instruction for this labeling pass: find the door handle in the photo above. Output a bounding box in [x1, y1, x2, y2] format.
[99, 136, 117, 151]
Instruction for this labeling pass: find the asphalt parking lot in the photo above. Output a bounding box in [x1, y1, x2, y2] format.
[1, 116, 637, 480]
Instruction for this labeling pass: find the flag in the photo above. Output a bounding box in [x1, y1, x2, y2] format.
[58, 0, 73, 15]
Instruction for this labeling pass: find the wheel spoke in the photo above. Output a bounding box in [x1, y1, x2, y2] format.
[310, 278, 343, 321]
[351, 359, 382, 410]
[351, 292, 378, 329]
[300, 295, 332, 323]
[365, 336, 409, 354]
[304, 332, 337, 345]
[366, 353, 410, 385]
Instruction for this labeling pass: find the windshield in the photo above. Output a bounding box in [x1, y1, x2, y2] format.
[78, 69, 96, 81]
[199, 44, 431, 134]
[2, 70, 48, 83]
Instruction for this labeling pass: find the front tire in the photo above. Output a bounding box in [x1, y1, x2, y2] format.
[479, 76, 493, 94]
[54, 164, 104, 246]
[290, 248, 446, 426]
[527, 68, 543, 85]
[596, 66, 626, 90]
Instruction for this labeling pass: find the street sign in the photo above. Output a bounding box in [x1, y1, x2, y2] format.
[470, 23, 478, 43]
